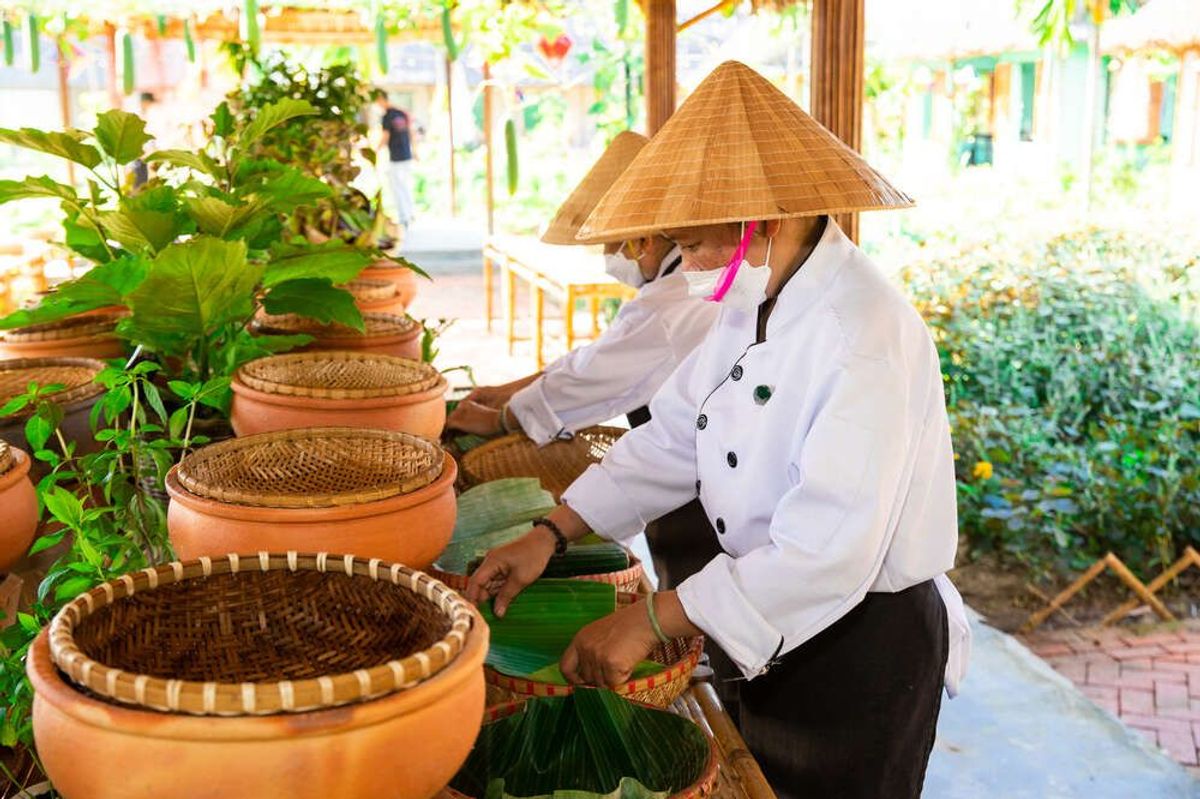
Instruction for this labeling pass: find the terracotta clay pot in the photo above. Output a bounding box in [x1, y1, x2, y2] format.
[254, 312, 422, 361]
[231, 351, 447, 439]
[0, 358, 106, 481]
[363, 259, 420, 309]
[0, 442, 38, 573]
[0, 313, 125, 361]
[26, 592, 488, 799]
[166, 428, 458, 569]
[343, 277, 407, 315]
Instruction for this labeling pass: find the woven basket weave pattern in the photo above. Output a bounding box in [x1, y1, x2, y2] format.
[0, 358, 106, 410]
[255, 312, 417, 339]
[541, 131, 647, 246]
[460, 426, 624, 501]
[345, 278, 398, 302]
[48, 552, 474, 716]
[0, 439, 11, 475]
[2, 313, 122, 342]
[238, 352, 442, 400]
[176, 427, 444, 508]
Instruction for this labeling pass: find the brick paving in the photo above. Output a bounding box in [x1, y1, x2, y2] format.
[1022, 620, 1200, 779]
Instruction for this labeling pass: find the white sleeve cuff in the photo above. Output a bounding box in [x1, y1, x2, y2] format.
[508, 379, 569, 446]
[560, 464, 648, 544]
[677, 555, 785, 679]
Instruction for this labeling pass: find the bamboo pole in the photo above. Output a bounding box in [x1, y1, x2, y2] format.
[645, 0, 677, 134]
[692, 682, 776, 799]
[810, 0, 864, 243]
[1103, 546, 1200, 625]
[446, 55, 457, 216]
[56, 39, 77, 187]
[483, 61, 495, 236]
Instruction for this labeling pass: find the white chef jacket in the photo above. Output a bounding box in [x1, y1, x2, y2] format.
[508, 247, 720, 445]
[563, 220, 971, 694]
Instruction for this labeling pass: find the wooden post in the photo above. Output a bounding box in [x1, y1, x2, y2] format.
[56, 39, 76, 187]
[104, 23, 121, 109]
[445, 55, 457, 217]
[645, 0, 677, 134]
[810, 0, 865, 243]
[483, 62, 495, 236]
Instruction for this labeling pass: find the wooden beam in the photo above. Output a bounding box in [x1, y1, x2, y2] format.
[56, 39, 77, 187]
[446, 55, 457, 217]
[483, 61, 496, 235]
[645, 0, 677, 134]
[104, 23, 121, 109]
[677, 0, 732, 34]
[810, 0, 864, 243]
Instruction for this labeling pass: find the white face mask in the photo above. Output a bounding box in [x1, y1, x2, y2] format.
[683, 223, 772, 314]
[603, 251, 647, 289]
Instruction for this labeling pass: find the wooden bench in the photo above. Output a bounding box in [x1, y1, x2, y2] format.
[483, 234, 637, 369]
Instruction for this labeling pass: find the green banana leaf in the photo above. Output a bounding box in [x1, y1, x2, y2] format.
[438, 520, 534, 575]
[449, 689, 710, 798]
[452, 478, 556, 542]
[541, 543, 629, 579]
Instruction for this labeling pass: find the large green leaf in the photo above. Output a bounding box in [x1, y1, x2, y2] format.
[63, 208, 111, 262]
[238, 98, 318, 149]
[261, 279, 364, 330]
[452, 478, 557, 542]
[98, 208, 182, 255]
[211, 102, 234, 138]
[0, 256, 147, 329]
[450, 689, 710, 798]
[145, 149, 221, 178]
[262, 241, 370, 288]
[126, 237, 261, 346]
[94, 110, 152, 165]
[253, 167, 331, 213]
[0, 128, 101, 169]
[0, 175, 77, 205]
[184, 195, 268, 238]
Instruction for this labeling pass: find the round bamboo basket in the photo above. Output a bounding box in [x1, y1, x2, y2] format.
[428, 553, 645, 595]
[253, 311, 422, 361]
[0, 439, 11, 475]
[444, 698, 719, 799]
[0, 312, 125, 360]
[484, 594, 703, 709]
[344, 277, 406, 315]
[460, 426, 626, 501]
[0, 357, 107, 479]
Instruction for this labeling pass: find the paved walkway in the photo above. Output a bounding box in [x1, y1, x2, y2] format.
[1022, 621, 1200, 777]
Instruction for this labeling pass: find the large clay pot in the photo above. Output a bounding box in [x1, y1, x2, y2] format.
[343, 276, 407, 315]
[167, 428, 457, 569]
[28, 554, 488, 799]
[363, 259, 421, 308]
[0, 313, 125, 360]
[231, 351, 447, 439]
[254, 312, 422, 360]
[0, 358, 106, 481]
[0, 441, 38, 572]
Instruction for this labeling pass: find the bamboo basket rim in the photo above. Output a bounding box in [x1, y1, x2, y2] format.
[2, 312, 124, 342]
[444, 697, 720, 799]
[0, 439, 11, 475]
[48, 552, 475, 717]
[0, 357, 107, 411]
[235, 351, 444, 400]
[344, 277, 398, 302]
[175, 427, 444, 508]
[254, 311, 418, 339]
[483, 593, 703, 706]
[428, 554, 644, 595]
[460, 426, 626, 500]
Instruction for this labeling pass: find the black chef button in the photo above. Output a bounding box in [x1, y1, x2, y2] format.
[696, 414, 708, 430]
[716, 518, 726, 534]
[731, 365, 743, 381]
[695, 480, 701, 493]
[727, 452, 738, 468]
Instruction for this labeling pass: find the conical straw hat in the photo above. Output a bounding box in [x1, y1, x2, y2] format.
[541, 131, 648, 245]
[577, 61, 913, 242]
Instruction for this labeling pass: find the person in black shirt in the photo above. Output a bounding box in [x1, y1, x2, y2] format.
[374, 93, 416, 232]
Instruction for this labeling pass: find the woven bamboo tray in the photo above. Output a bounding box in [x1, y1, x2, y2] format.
[236, 351, 443, 400]
[484, 593, 703, 708]
[254, 311, 419, 340]
[459, 425, 625, 501]
[0, 439, 11, 476]
[0, 357, 107, 411]
[428, 554, 646, 595]
[442, 698, 720, 799]
[0, 312, 123, 343]
[345, 277, 399, 303]
[47, 552, 475, 716]
[174, 427, 444, 509]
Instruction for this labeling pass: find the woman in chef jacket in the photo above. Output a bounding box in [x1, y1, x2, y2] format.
[466, 62, 970, 799]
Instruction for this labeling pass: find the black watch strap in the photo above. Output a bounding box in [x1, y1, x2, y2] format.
[532, 517, 569, 555]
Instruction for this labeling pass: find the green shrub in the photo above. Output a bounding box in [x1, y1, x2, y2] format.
[902, 226, 1200, 577]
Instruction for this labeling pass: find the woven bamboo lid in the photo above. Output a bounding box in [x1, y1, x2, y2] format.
[577, 61, 913, 242]
[254, 312, 418, 340]
[0, 439, 11, 476]
[345, 277, 399, 303]
[461, 426, 625, 501]
[48, 552, 475, 716]
[541, 131, 648, 246]
[1, 312, 123, 343]
[237, 352, 443, 400]
[0, 357, 106, 411]
[176, 427, 444, 508]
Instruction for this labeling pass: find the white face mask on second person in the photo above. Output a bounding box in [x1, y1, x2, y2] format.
[683, 222, 772, 314]
[603, 251, 647, 289]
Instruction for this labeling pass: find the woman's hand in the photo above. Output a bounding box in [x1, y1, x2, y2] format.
[465, 526, 557, 616]
[445, 399, 502, 435]
[560, 599, 659, 688]
[462, 384, 511, 409]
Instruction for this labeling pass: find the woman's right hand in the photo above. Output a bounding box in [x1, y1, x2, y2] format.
[465, 526, 557, 616]
[462, 384, 511, 409]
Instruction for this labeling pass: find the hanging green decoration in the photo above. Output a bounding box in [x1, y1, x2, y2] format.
[440, 2, 458, 61]
[3, 18, 14, 66]
[183, 19, 195, 63]
[156, 15, 167, 37]
[27, 14, 39, 73]
[375, 16, 388, 74]
[505, 118, 518, 196]
[122, 32, 134, 95]
[244, 0, 260, 53]
[615, 0, 629, 35]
